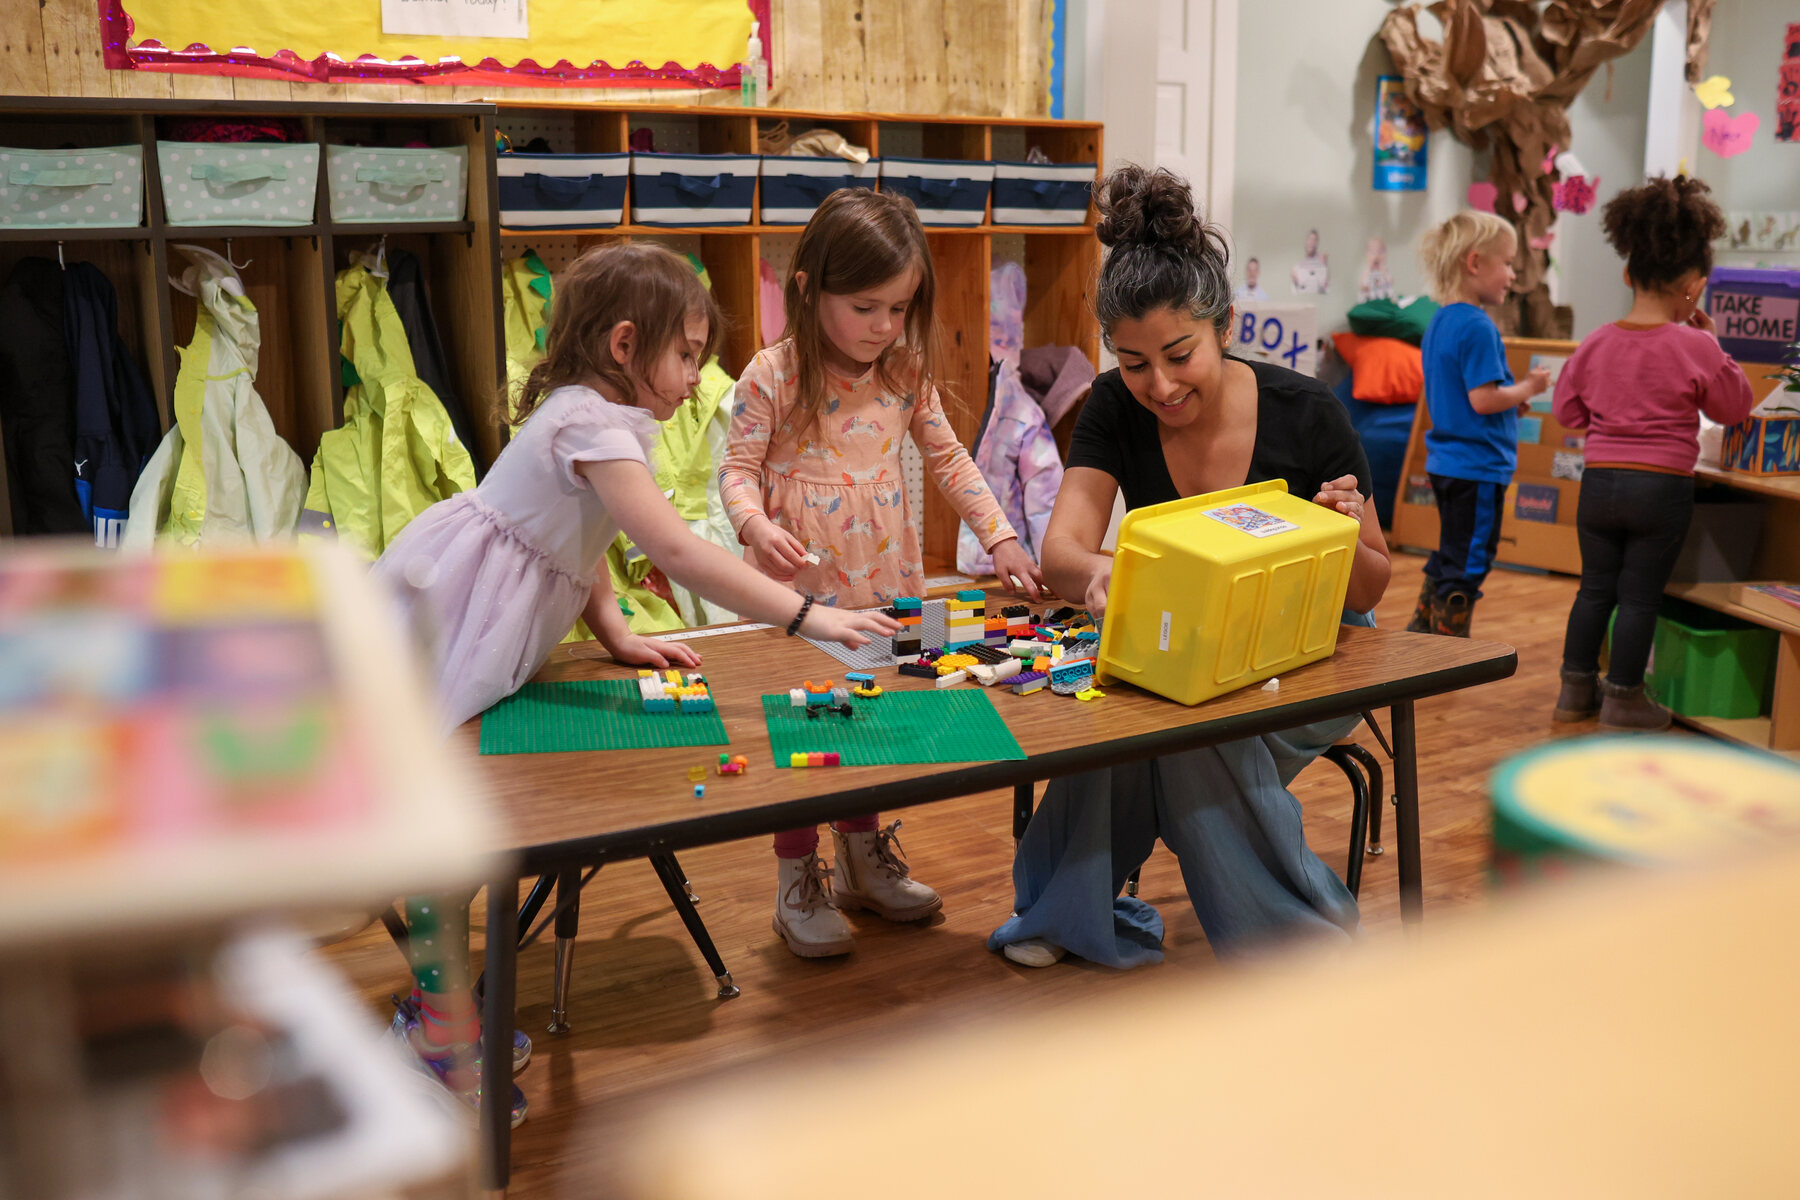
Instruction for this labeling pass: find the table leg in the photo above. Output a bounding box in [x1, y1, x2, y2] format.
[1012, 782, 1034, 841]
[1392, 699, 1423, 928]
[480, 873, 519, 1193]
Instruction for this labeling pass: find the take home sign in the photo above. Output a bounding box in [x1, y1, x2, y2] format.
[1707, 268, 1800, 364]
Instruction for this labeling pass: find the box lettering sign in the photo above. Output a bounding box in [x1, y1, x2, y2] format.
[1233, 303, 1317, 376]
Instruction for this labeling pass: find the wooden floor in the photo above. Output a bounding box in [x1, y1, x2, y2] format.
[322, 552, 1607, 1196]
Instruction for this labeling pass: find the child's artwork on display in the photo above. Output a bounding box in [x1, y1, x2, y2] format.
[1703, 108, 1760, 158]
[1529, 353, 1569, 384]
[1233, 302, 1317, 375]
[1693, 75, 1735, 109]
[1358, 238, 1394, 303]
[1516, 417, 1543, 444]
[1552, 451, 1586, 482]
[1234, 256, 1269, 302]
[1373, 75, 1428, 191]
[1290, 230, 1329, 295]
[1779, 27, 1800, 144]
[1203, 503, 1300, 539]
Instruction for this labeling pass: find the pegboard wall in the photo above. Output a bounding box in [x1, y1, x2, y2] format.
[495, 112, 579, 154]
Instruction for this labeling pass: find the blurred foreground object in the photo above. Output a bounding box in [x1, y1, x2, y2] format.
[612, 778, 1800, 1198]
[1491, 734, 1800, 885]
[0, 542, 501, 1198]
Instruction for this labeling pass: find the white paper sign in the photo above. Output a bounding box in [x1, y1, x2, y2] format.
[382, 0, 528, 39]
[1233, 302, 1318, 376]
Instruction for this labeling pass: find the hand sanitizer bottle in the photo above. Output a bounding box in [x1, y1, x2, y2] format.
[741, 20, 767, 108]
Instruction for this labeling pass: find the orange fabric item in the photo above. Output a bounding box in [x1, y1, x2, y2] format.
[1332, 332, 1424, 405]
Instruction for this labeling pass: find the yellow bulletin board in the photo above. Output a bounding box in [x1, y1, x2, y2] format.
[113, 0, 762, 87]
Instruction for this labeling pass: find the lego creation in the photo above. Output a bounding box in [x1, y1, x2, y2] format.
[717, 753, 749, 775]
[638, 669, 714, 714]
[761, 690, 1025, 767]
[480, 679, 730, 753]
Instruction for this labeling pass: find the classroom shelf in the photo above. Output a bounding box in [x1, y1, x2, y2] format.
[1696, 464, 1800, 503]
[1672, 714, 1800, 763]
[1666, 580, 1800, 638]
[0, 96, 1103, 565]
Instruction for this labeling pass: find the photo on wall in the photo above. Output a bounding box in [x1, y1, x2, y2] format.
[1374, 75, 1428, 191]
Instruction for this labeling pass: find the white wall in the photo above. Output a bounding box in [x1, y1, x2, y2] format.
[1692, 0, 1799, 268]
[1228, 2, 1472, 335]
[1555, 33, 1654, 337]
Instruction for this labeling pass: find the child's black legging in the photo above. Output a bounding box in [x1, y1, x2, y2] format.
[1561, 467, 1695, 687]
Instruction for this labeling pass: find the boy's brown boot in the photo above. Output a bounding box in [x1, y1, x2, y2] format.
[1433, 590, 1475, 638]
[1598, 678, 1673, 732]
[1404, 576, 1435, 634]
[1552, 668, 1600, 723]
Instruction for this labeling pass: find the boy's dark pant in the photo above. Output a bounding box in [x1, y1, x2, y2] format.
[1425, 474, 1508, 599]
[1560, 467, 1695, 687]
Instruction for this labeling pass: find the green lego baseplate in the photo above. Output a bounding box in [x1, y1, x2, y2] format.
[480, 678, 729, 754]
[760, 689, 1025, 767]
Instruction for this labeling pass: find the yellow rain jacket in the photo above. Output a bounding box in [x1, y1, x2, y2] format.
[501, 250, 551, 423]
[300, 262, 475, 557]
[124, 245, 306, 548]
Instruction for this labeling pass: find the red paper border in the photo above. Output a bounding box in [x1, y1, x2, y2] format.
[100, 0, 771, 90]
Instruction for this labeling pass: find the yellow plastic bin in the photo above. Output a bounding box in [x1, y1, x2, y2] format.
[1097, 480, 1358, 705]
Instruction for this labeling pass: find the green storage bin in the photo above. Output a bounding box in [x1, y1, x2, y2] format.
[157, 142, 319, 227]
[326, 146, 467, 224]
[0, 145, 143, 229]
[1644, 595, 1776, 719]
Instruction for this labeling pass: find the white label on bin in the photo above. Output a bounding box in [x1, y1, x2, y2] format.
[1204, 503, 1299, 538]
[1159, 611, 1171, 651]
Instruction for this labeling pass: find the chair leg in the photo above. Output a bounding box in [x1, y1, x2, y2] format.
[547, 868, 581, 1035]
[1012, 782, 1035, 841]
[1323, 745, 1371, 899]
[652, 854, 740, 999]
[1340, 742, 1386, 857]
[1125, 867, 1141, 898]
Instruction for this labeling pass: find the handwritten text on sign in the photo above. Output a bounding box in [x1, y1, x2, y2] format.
[1233, 303, 1318, 377]
[382, 0, 528, 39]
[1712, 291, 1799, 344]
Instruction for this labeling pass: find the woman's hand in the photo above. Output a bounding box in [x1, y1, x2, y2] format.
[1313, 475, 1366, 525]
[605, 632, 703, 670]
[740, 515, 810, 581]
[1084, 561, 1113, 619]
[801, 604, 901, 649]
[990, 537, 1047, 601]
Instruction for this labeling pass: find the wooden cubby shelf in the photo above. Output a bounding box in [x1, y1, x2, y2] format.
[1, 95, 1103, 564]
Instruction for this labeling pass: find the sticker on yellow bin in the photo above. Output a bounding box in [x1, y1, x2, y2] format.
[1097, 480, 1358, 706]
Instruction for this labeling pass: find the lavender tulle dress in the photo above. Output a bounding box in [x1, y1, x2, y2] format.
[372, 386, 659, 734]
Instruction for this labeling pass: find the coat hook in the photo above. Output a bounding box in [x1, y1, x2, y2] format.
[224, 238, 251, 271]
[56, 241, 66, 270]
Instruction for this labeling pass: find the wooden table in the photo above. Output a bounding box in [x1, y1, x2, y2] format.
[464, 624, 1518, 1190]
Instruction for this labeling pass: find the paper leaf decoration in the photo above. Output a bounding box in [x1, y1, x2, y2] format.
[1553, 175, 1599, 215]
[1694, 75, 1735, 110]
[1702, 108, 1760, 158]
[1467, 182, 1529, 214]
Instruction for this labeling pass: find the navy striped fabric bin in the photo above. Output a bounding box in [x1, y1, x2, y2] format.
[629, 153, 759, 226]
[759, 156, 878, 225]
[992, 161, 1096, 225]
[878, 158, 994, 226]
[498, 153, 629, 229]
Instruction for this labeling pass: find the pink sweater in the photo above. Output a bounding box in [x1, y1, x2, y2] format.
[1553, 322, 1756, 473]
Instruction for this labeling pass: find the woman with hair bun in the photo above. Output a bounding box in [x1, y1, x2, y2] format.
[989, 165, 1393, 969]
[1551, 176, 1754, 732]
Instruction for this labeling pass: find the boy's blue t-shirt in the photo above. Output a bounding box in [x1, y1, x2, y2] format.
[1422, 302, 1517, 483]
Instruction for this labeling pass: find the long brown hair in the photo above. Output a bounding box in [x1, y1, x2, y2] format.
[509, 242, 722, 427]
[779, 188, 941, 443]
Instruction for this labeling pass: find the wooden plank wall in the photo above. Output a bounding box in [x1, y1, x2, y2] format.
[0, 0, 1051, 118]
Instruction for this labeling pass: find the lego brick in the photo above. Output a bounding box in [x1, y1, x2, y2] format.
[966, 643, 1011, 664]
[898, 662, 940, 678]
[1011, 673, 1047, 695]
[969, 658, 1022, 686]
[1001, 604, 1029, 618]
[935, 669, 969, 688]
[894, 596, 922, 608]
[845, 671, 875, 685]
[957, 589, 986, 603]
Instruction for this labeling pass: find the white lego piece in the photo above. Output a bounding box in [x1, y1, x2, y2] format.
[935, 669, 969, 688]
[789, 688, 807, 706]
[969, 659, 1022, 686]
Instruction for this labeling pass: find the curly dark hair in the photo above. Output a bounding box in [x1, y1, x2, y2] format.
[1093, 164, 1233, 341]
[1599, 175, 1726, 292]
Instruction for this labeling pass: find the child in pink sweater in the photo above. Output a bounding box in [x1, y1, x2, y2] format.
[1552, 177, 1755, 730]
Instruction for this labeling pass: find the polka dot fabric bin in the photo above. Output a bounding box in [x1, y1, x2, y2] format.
[326, 146, 467, 224]
[0, 145, 143, 229]
[157, 142, 319, 227]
